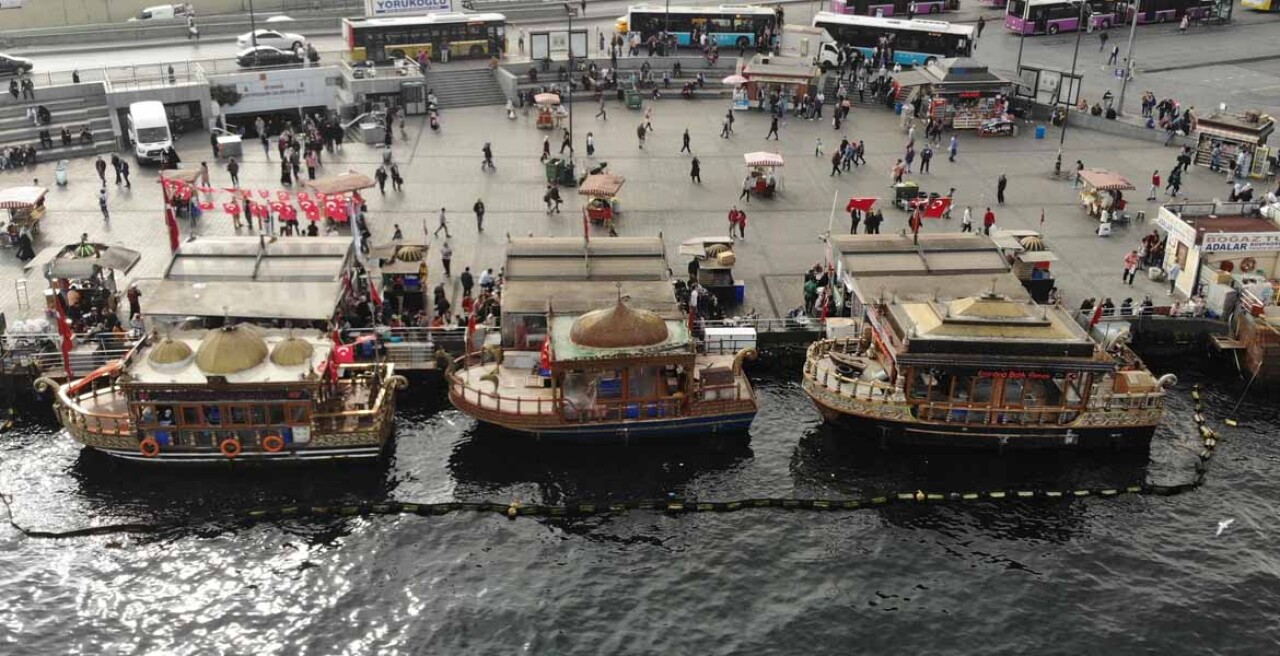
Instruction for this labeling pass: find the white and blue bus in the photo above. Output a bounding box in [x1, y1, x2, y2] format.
[617, 4, 778, 48]
[812, 11, 973, 66]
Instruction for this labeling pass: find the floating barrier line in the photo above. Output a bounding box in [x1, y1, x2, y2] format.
[1, 388, 1222, 540]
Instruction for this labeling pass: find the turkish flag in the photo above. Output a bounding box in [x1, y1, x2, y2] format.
[846, 197, 878, 213]
[198, 200, 215, 211]
[257, 189, 270, 199]
[1089, 302, 1105, 327]
[165, 208, 180, 253]
[222, 202, 241, 216]
[923, 197, 952, 219]
[277, 190, 292, 202]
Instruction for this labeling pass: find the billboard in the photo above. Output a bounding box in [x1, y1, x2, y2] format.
[0, 0, 26, 8]
[365, 0, 453, 17]
[211, 67, 340, 116]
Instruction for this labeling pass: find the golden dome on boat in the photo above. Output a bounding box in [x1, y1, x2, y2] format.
[195, 324, 269, 374]
[396, 246, 424, 262]
[569, 298, 669, 349]
[706, 243, 730, 257]
[1018, 235, 1046, 251]
[270, 336, 316, 367]
[148, 337, 193, 367]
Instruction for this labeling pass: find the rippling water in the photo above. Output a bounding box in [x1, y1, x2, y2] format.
[2, 354, 1279, 655]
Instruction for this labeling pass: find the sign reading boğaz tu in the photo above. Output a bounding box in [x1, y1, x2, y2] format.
[365, 0, 453, 17]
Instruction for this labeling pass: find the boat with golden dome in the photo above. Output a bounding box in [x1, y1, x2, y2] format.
[38, 324, 405, 464]
[448, 297, 758, 440]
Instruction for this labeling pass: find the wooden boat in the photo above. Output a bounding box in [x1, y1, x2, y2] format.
[803, 293, 1174, 449]
[448, 298, 758, 441]
[38, 326, 405, 464]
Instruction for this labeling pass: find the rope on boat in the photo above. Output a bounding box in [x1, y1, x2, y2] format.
[0, 386, 1222, 539]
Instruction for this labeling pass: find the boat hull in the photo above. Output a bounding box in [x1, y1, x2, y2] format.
[811, 400, 1155, 450]
[475, 411, 758, 442]
[63, 430, 388, 465]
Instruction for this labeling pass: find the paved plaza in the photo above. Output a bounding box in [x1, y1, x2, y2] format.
[0, 96, 1247, 321]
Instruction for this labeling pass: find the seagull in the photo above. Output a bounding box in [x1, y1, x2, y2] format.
[1216, 518, 1235, 537]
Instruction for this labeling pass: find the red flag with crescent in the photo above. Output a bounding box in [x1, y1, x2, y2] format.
[923, 197, 952, 219]
[846, 197, 878, 213]
[222, 202, 241, 216]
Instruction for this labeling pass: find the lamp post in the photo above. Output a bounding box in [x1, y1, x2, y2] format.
[564, 3, 576, 161]
[1116, 0, 1140, 115]
[1059, 0, 1087, 150]
[248, 0, 258, 47]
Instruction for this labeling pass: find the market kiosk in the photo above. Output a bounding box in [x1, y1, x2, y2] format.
[1078, 169, 1134, 222]
[897, 58, 1018, 131]
[1193, 111, 1274, 178]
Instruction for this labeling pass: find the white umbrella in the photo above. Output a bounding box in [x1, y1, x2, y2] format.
[534, 93, 561, 106]
[721, 74, 748, 85]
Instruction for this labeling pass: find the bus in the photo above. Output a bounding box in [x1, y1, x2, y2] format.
[342, 12, 506, 63]
[1242, 0, 1279, 11]
[811, 12, 974, 66]
[1004, 0, 1121, 35]
[617, 4, 778, 48]
[1122, 0, 1214, 23]
[833, 0, 960, 17]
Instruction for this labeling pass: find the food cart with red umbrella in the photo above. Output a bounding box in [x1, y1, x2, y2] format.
[743, 152, 784, 199]
[0, 185, 48, 237]
[534, 92, 563, 130]
[1077, 169, 1135, 222]
[579, 173, 625, 224]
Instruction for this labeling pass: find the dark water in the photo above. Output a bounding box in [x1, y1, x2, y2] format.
[2, 355, 1279, 655]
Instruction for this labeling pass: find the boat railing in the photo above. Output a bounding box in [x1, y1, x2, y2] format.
[803, 338, 898, 401]
[50, 380, 132, 440]
[314, 363, 399, 432]
[446, 362, 559, 417]
[698, 316, 826, 335]
[1087, 388, 1165, 411]
[912, 403, 1080, 426]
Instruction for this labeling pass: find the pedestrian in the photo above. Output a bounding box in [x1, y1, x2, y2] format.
[830, 150, 843, 176]
[98, 188, 109, 220]
[727, 206, 739, 238]
[390, 163, 403, 191]
[737, 209, 747, 240]
[94, 156, 106, 186]
[306, 150, 318, 180]
[473, 198, 485, 232]
[849, 207, 861, 234]
[290, 148, 301, 180]
[596, 97, 607, 120]
[586, 132, 595, 158]
[891, 159, 905, 184]
[1108, 45, 1120, 67]
[541, 136, 550, 162]
[461, 267, 474, 298]
[1148, 170, 1160, 200]
[961, 206, 973, 232]
[739, 175, 753, 202]
[977, 15, 985, 39]
[721, 116, 731, 138]
[765, 116, 779, 140]
[637, 123, 647, 149]
[1166, 167, 1182, 196]
[1123, 250, 1140, 284]
[127, 285, 142, 318]
[210, 130, 219, 158]
[1179, 14, 1189, 34]
[815, 137, 824, 157]
[1167, 262, 1181, 295]
[111, 154, 122, 185]
[375, 165, 388, 194]
[996, 173, 1008, 205]
[1099, 29, 1109, 52]
[643, 106, 654, 132]
[434, 207, 451, 238]
[393, 223, 404, 240]
[198, 161, 210, 188]
[482, 142, 495, 171]
[440, 241, 453, 278]
[920, 145, 933, 173]
[909, 206, 922, 245]
[983, 207, 996, 235]
[948, 135, 958, 162]
[681, 128, 691, 154]
[120, 160, 131, 188]
[690, 156, 701, 183]
[865, 210, 882, 234]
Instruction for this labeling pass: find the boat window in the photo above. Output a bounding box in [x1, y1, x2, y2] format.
[180, 406, 202, 426]
[286, 404, 308, 424]
[929, 373, 954, 401]
[1002, 379, 1026, 407]
[138, 405, 156, 426]
[204, 405, 222, 425]
[158, 406, 175, 425]
[267, 405, 286, 424]
[972, 378, 994, 404]
[230, 405, 249, 425]
[249, 406, 267, 424]
[950, 375, 973, 402]
[908, 369, 931, 399]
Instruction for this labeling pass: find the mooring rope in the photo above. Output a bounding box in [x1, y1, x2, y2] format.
[1, 386, 1222, 539]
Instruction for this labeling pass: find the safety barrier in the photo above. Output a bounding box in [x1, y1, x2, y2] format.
[0, 387, 1223, 539]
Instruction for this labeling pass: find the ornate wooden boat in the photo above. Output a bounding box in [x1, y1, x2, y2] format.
[803, 293, 1175, 449]
[38, 326, 405, 464]
[448, 298, 758, 441]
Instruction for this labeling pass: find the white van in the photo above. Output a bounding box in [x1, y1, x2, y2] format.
[129, 3, 191, 21]
[127, 101, 172, 164]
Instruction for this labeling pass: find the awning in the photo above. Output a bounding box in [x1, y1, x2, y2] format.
[0, 186, 47, 209]
[578, 173, 626, 197]
[1078, 169, 1134, 191]
[744, 152, 785, 167]
[305, 171, 375, 195]
[744, 74, 811, 85]
[1017, 251, 1060, 264]
[1197, 124, 1266, 145]
[534, 93, 561, 105]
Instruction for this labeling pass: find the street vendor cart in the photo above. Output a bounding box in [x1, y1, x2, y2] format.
[370, 242, 429, 316]
[0, 185, 48, 236]
[534, 93, 565, 130]
[743, 152, 784, 199]
[579, 172, 625, 225]
[991, 229, 1058, 303]
[680, 236, 743, 307]
[1077, 169, 1134, 223]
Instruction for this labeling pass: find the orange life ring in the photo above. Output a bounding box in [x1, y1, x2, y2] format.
[261, 434, 285, 453]
[139, 437, 160, 458]
[1240, 257, 1257, 273]
[219, 438, 242, 459]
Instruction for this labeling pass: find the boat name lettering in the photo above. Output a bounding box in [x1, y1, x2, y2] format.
[978, 370, 1051, 380]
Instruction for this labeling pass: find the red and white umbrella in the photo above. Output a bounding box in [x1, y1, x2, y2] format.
[722, 74, 748, 85]
[534, 93, 561, 105]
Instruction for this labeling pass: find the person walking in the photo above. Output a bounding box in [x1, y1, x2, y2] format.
[98, 188, 109, 220]
[560, 130, 572, 154]
[1107, 45, 1120, 67]
[1123, 250, 1140, 284]
[460, 267, 474, 298]
[1099, 29, 1109, 52]
[948, 135, 958, 162]
[306, 150, 318, 180]
[961, 206, 973, 232]
[765, 116, 779, 140]
[739, 175, 753, 203]
[727, 206, 740, 239]
[1148, 170, 1160, 200]
[737, 209, 747, 241]
[586, 132, 596, 158]
[440, 241, 453, 278]
[637, 123, 647, 149]
[690, 155, 701, 183]
[110, 154, 123, 185]
[977, 15, 986, 39]
[891, 159, 905, 184]
[596, 97, 607, 120]
[482, 142, 495, 171]
[1167, 262, 1181, 295]
[996, 173, 1008, 205]
[473, 198, 485, 232]
[865, 210, 882, 234]
[830, 150, 843, 177]
[1166, 167, 1182, 196]
[540, 136, 550, 162]
[374, 165, 388, 194]
[643, 106, 654, 133]
[390, 163, 403, 191]
[920, 145, 933, 174]
[94, 156, 107, 186]
[681, 128, 691, 154]
[227, 158, 240, 187]
[721, 116, 732, 139]
[434, 207, 451, 238]
[983, 207, 996, 235]
[1179, 14, 1189, 34]
[120, 159, 131, 188]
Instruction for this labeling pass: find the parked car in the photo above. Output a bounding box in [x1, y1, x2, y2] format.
[237, 29, 307, 52]
[236, 45, 304, 69]
[0, 53, 34, 77]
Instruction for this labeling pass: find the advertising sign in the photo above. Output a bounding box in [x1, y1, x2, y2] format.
[1201, 232, 1280, 253]
[0, 0, 26, 8]
[213, 67, 339, 116]
[365, 0, 452, 17]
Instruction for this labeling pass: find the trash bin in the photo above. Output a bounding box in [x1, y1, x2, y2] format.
[625, 89, 643, 109]
[1035, 125, 1046, 139]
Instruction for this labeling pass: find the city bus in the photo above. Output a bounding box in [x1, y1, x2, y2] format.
[1121, 0, 1214, 23]
[1241, 0, 1279, 11]
[1004, 0, 1122, 35]
[811, 12, 974, 66]
[834, 0, 960, 17]
[617, 4, 778, 48]
[342, 12, 506, 63]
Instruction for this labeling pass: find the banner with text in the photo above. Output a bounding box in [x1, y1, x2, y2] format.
[365, 0, 452, 17]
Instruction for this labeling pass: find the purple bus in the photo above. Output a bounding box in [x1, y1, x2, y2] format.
[828, 0, 960, 17]
[1122, 0, 1214, 23]
[1005, 0, 1122, 35]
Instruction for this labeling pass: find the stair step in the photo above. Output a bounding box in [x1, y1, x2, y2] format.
[0, 120, 113, 146]
[0, 97, 95, 120]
